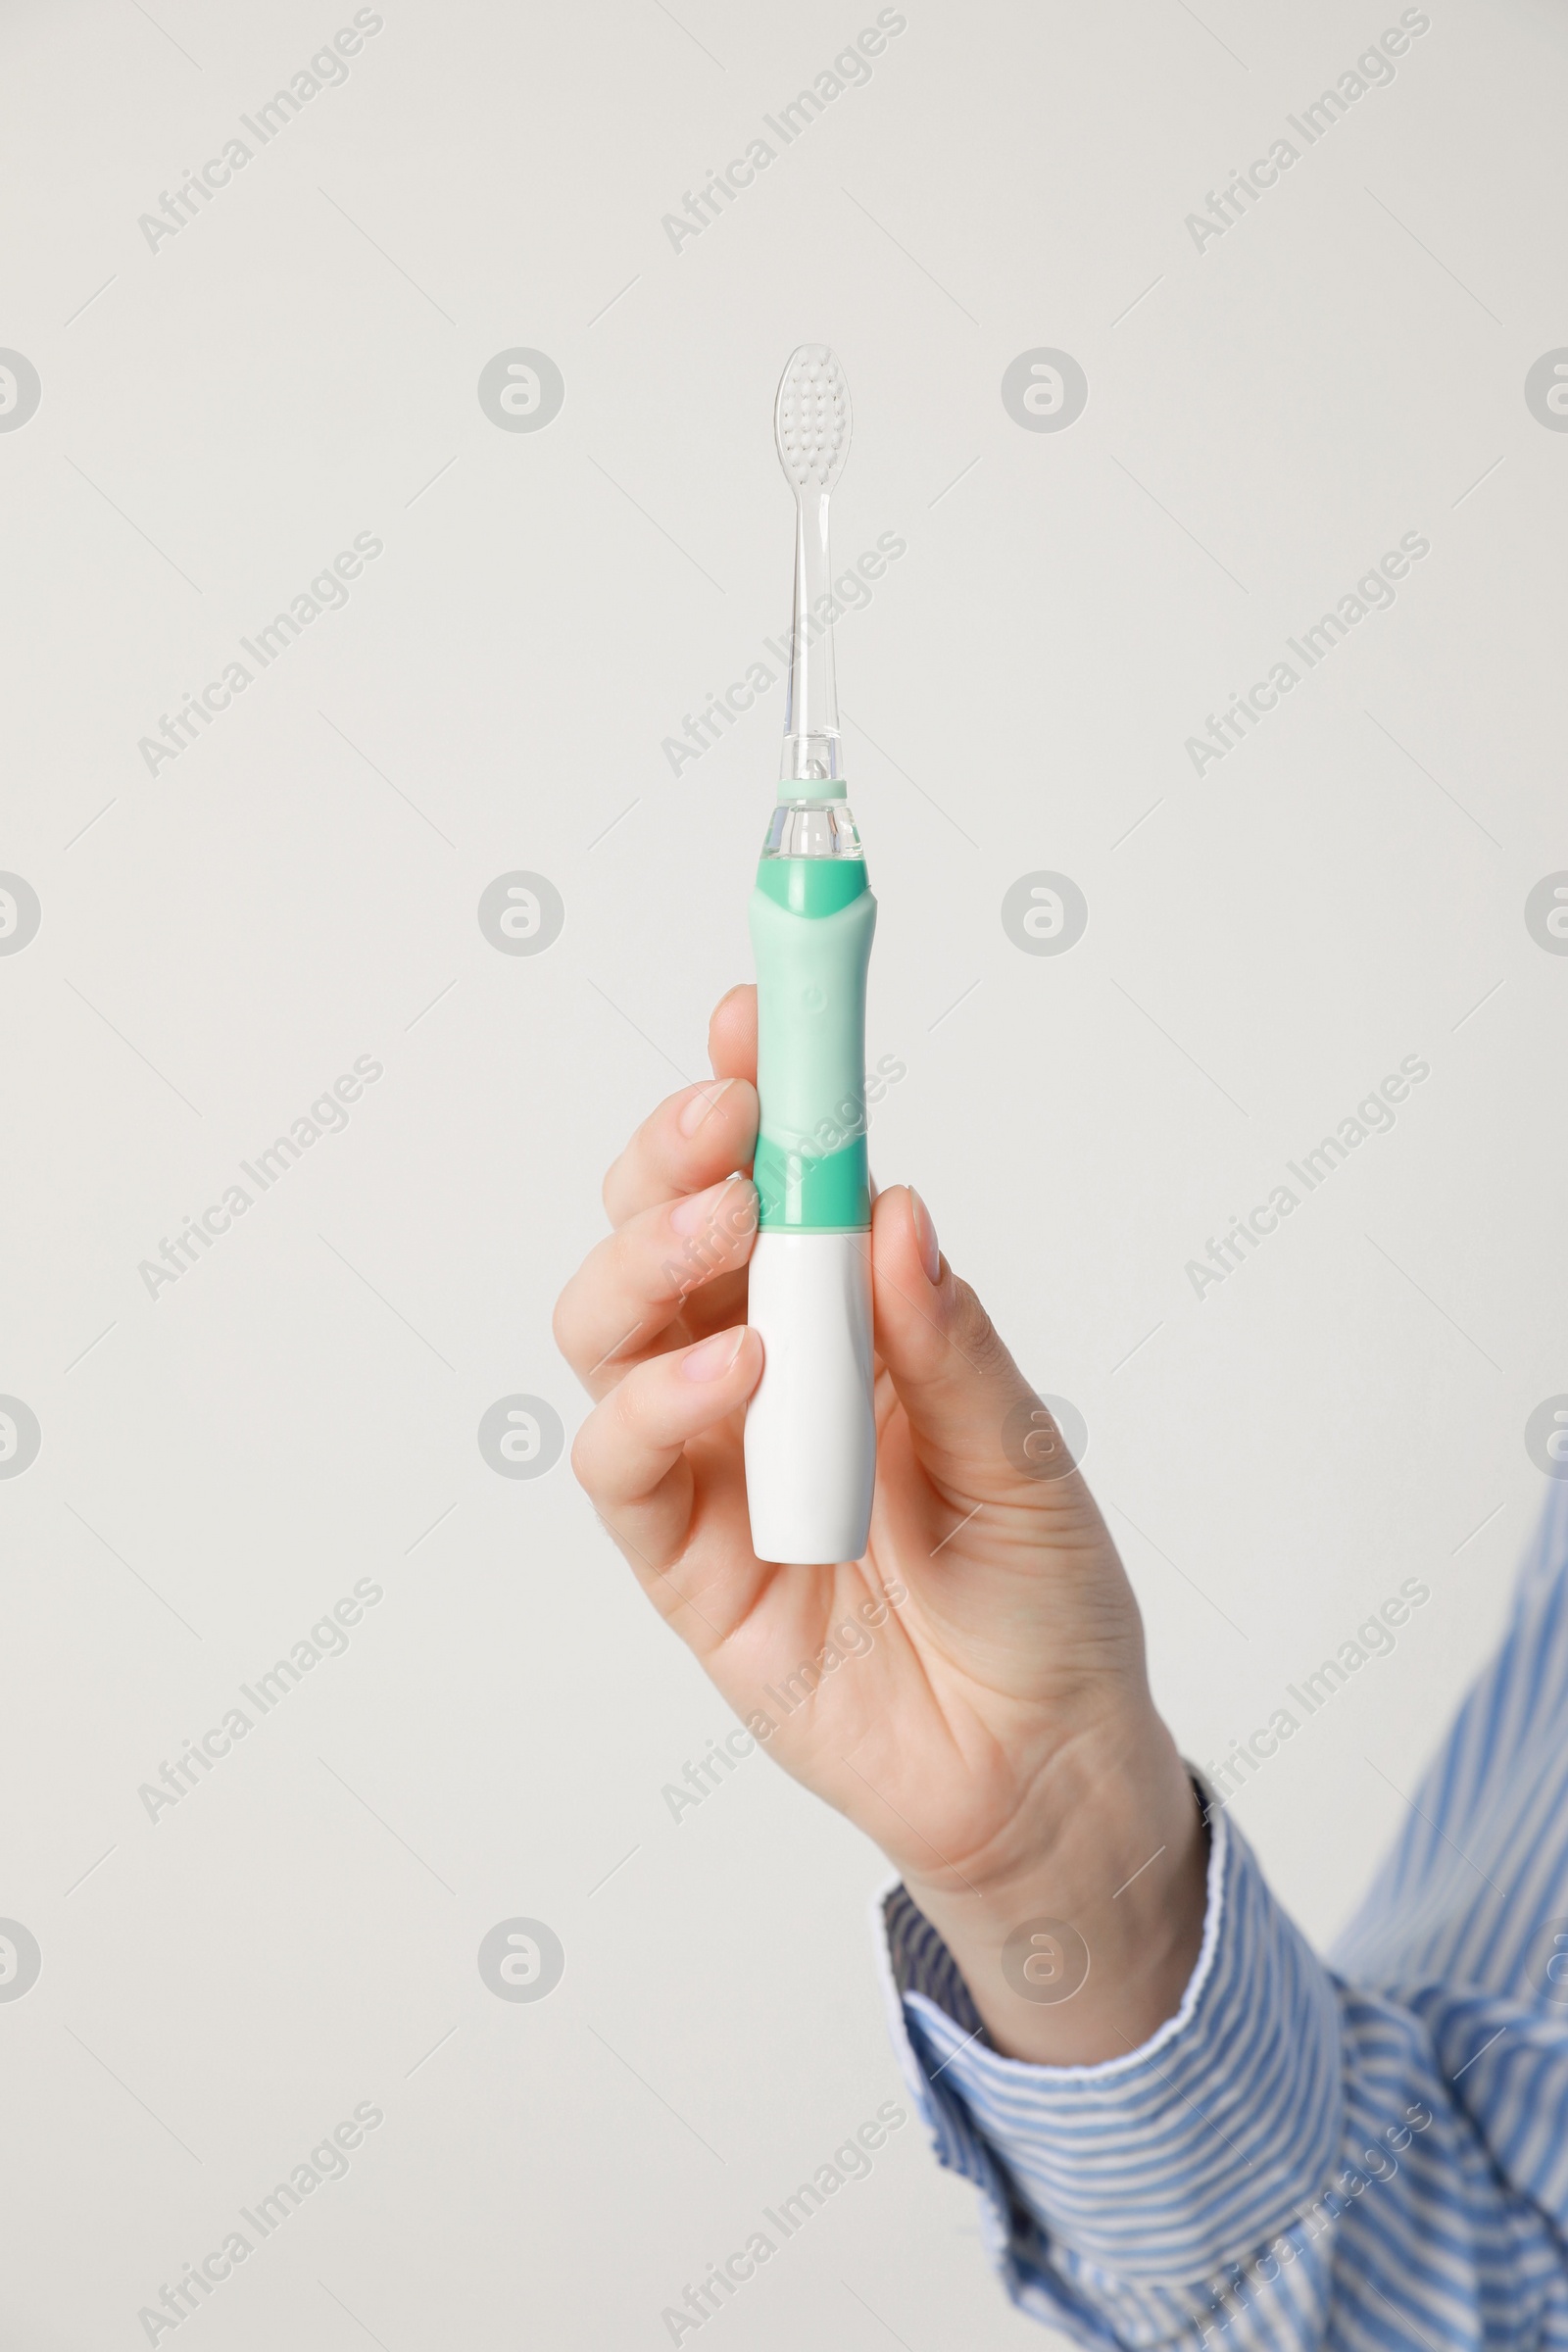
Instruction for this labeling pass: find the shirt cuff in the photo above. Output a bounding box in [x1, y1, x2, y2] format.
[875, 1788, 1344, 2290]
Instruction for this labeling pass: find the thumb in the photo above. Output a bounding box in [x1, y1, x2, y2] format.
[869, 1185, 1081, 1508]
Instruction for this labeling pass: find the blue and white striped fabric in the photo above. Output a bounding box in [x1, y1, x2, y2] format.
[877, 1482, 1568, 2348]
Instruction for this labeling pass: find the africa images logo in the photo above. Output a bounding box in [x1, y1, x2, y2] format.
[1525, 351, 1568, 431]
[0, 351, 41, 432]
[476, 350, 564, 432]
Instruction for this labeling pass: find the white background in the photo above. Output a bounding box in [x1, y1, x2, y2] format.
[1, 0, 1566, 2344]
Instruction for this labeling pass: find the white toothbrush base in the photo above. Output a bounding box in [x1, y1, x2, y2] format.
[745, 1228, 876, 1564]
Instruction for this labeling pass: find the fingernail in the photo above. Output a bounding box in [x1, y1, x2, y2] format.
[671, 1176, 732, 1236]
[680, 1327, 747, 1382]
[910, 1188, 941, 1286]
[678, 1079, 732, 1137]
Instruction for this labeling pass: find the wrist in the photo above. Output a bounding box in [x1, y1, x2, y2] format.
[901, 1736, 1209, 2067]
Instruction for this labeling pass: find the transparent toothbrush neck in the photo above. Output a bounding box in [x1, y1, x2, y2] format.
[779, 493, 842, 788]
[761, 799, 863, 859]
[768, 496, 860, 857]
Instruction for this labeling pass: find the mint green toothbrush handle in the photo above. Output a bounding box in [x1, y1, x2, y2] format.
[748, 861, 877, 1230]
[745, 854, 877, 1560]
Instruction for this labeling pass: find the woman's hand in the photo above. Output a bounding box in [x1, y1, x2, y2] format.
[554, 985, 1206, 2064]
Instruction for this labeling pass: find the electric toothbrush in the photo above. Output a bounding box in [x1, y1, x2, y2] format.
[744, 346, 877, 1565]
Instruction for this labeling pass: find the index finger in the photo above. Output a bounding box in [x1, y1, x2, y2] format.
[600, 988, 760, 1230]
[708, 983, 758, 1083]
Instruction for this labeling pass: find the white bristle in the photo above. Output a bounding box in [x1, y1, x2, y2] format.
[774, 345, 852, 493]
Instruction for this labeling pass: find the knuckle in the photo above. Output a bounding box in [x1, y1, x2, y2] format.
[608, 1362, 654, 1444]
[569, 1379, 645, 1492]
[951, 1277, 1009, 1373]
[568, 1419, 597, 1492]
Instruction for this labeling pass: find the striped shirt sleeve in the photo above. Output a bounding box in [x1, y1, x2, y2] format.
[876, 1491, 1568, 2348]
